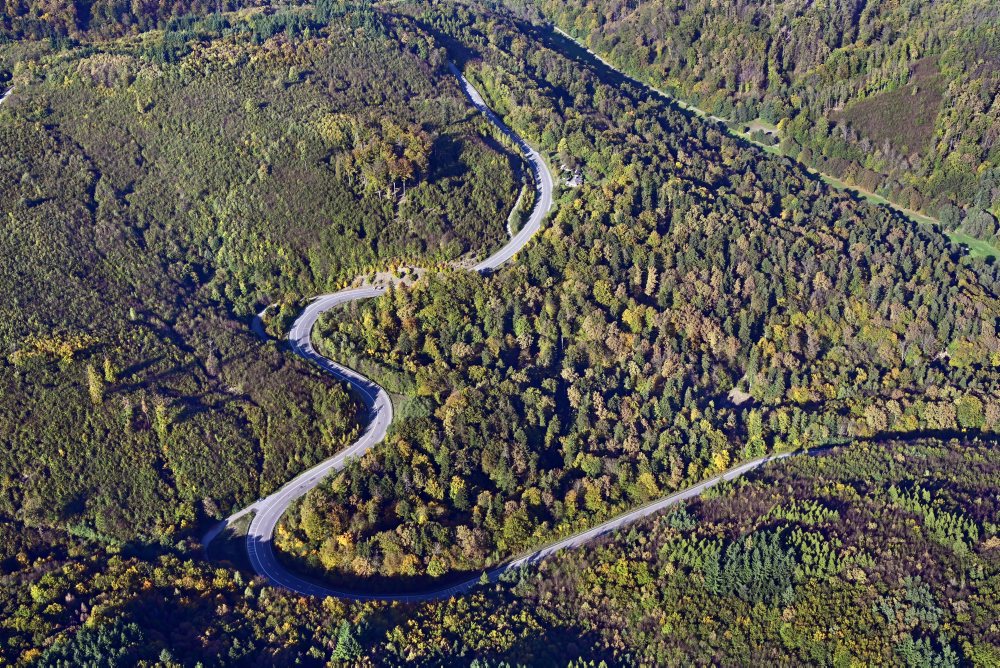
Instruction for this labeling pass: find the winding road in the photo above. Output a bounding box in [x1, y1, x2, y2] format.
[203, 63, 554, 594]
[204, 62, 806, 602]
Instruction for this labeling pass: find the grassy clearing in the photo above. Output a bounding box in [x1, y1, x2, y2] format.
[559, 30, 998, 261]
[744, 118, 779, 134]
[743, 123, 996, 258]
[815, 173, 998, 259]
[831, 57, 945, 155]
[947, 230, 1000, 259]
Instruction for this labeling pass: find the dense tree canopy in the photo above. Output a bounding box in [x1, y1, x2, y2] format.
[0, 5, 521, 542]
[3, 439, 996, 665]
[0, 1, 997, 665]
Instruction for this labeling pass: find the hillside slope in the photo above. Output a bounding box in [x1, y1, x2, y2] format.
[272, 2, 1000, 591]
[538, 0, 1000, 246]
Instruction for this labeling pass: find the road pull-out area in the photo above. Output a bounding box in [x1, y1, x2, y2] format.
[206, 62, 805, 602]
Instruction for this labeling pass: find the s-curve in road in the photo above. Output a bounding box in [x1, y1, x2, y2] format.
[201, 61, 821, 603]
[202, 62, 554, 595]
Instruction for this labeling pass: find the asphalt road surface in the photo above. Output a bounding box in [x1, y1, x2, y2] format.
[246, 451, 799, 602]
[448, 64, 555, 273]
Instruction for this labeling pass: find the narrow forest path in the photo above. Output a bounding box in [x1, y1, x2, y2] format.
[203, 61, 811, 602]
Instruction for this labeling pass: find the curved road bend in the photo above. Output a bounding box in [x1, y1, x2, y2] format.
[205, 63, 808, 602]
[248, 450, 798, 602]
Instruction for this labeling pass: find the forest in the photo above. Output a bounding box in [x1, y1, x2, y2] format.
[0, 0, 997, 664]
[3, 439, 996, 665]
[534, 0, 1000, 250]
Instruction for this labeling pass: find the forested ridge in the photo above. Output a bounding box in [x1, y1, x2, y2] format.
[0, 0, 998, 664]
[533, 0, 1000, 250]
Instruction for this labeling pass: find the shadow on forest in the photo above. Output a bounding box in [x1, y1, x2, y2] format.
[245, 531, 491, 598]
[429, 133, 468, 181]
[118, 355, 166, 380]
[112, 361, 199, 395]
[107, 554, 615, 666]
[228, 432, 995, 601]
[494, 627, 617, 666]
